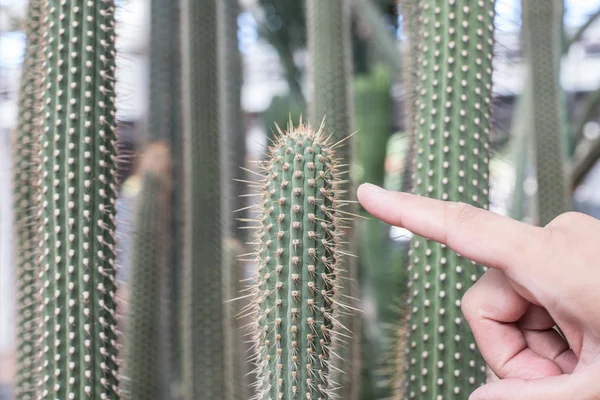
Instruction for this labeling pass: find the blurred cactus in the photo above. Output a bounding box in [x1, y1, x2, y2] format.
[354, 65, 394, 398]
[306, 1, 360, 398]
[124, 145, 171, 400]
[523, 0, 568, 225]
[404, 1, 496, 398]
[223, 238, 252, 400]
[180, 0, 228, 398]
[218, 0, 247, 236]
[37, 0, 120, 398]
[13, 0, 43, 398]
[249, 124, 347, 400]
[124, 0, 184, 397]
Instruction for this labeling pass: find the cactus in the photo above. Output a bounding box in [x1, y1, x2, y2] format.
[142, 0, 184, 395]
[523, 0, 568, 226]
[123, 145, 171, 400]
[306, 1, 360, 397]
[223, 238, 252, 400]
[37, 0, 120, 398]
[354, 65, 394, 398]
[218, 0, 246, 237]
[404, 1, 496, 398]
[250, 124, 346, 400]
[13, 0, 43, 398]
[180, 0, 228, 398]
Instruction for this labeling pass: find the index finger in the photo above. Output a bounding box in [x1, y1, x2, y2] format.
[356, 183, 545, 272]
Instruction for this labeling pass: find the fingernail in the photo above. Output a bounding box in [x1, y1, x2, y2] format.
[359, 183, 385, 193]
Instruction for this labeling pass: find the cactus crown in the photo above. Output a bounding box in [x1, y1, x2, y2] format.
[248, 123, 349, 400]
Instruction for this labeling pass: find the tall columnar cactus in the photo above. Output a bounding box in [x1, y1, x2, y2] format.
[250, 124, 345, 400]
[123, 145, 171, 400]
[405, 1, 496, 398]
[180, 0, 228, 398]
[306, 1, 360, 397]
[523, 0, 568, 226]
[13, 0, 43, 397]
[132, 0, 184, 396]
[217, 0, 246, 237]
[37, 0, 120, 398]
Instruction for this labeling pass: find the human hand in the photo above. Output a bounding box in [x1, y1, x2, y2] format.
[357, 183, 600, 400]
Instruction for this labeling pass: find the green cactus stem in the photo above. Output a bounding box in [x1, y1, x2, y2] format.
[123, 144, 172, 400]
[180, 0, 228, 398]
[306, 1, 360, 397]
[405, 1, 496, 398]
[144, 0, 184, 395]
[13, 0, 43, 398]
[37, 0, 120, 398]
[223, 238, 252, 400]
[217, 0, 246, 237]
[250, 124, 347, 400]
[523, 0, 568, 226]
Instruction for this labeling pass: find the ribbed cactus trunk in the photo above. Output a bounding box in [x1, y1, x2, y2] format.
[180, 0, 227, 398]
[405, 1, 495, 398]
[123, 0, 184, 398]
[523, 0, 568, 226]
[218, 0, 246, 237]
[13, 1, 43, 398]
[123, 146, 171, 400]
[251, 124, 344, 400]
[37, 0, 120, 398]
[306, 1, 360, 398]
[400, 0, 418, 193]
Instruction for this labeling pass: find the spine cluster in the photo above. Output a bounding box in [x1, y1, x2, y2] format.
[405, 1, 496, 398]
[37, 0, 120, 398]
[250, 124, 345, 400]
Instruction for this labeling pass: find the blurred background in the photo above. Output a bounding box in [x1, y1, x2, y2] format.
[1, 0, 600, 399]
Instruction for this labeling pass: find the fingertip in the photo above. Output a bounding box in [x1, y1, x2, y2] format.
[357, 183, 386, 206]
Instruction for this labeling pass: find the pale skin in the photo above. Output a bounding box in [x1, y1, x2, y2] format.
[357, 183, 600, 400]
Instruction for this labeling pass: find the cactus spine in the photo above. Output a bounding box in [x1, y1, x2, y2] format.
[251, 124, 345, 400]
[306, 1, 359, 397]
[13, 0, 43, 397]
[405, 1, 495, 398]
[523, 0, 568, 226]
[180, 0, 228, 398]
[37, 0, 120, 398]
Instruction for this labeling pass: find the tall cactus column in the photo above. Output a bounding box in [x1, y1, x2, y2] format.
[523, 0, 568, 226]
[405, 1, 495, 398]
[37, 0, 120, 398]
[13, 0, 43, 398]
[306, 1, 360, 398]
[180, 0, 227, 398]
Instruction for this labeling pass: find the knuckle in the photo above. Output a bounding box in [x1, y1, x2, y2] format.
[545, 211, 587, 229]
[460, 286, 478, 320]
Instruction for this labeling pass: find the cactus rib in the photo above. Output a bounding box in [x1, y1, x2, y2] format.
[38, 0, 120, 398]
[405, 1, 496, 398]
[251, 124, 346, 400]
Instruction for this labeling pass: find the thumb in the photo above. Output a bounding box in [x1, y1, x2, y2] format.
[469, 375, 577, 400]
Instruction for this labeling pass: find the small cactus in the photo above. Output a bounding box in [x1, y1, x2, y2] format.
[404, 1, 496, 398]
[249, 123, 347, 400]
[13, 0, 43, 397]
[37, 0, 120, 398]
